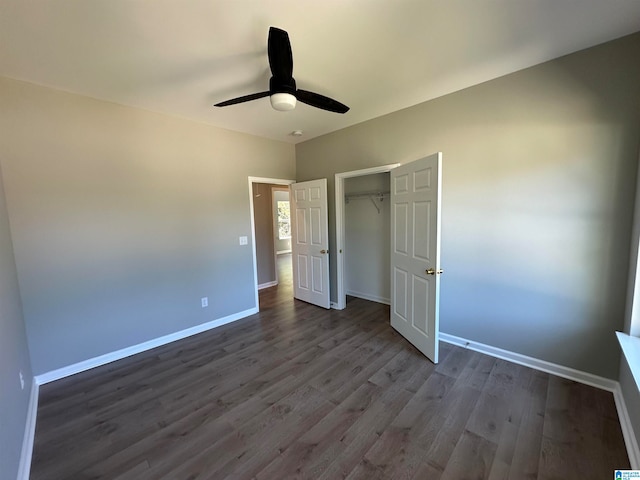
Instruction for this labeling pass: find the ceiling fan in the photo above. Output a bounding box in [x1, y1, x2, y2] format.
[214, 27, 349, 114]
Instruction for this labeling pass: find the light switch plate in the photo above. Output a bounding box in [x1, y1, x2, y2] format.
[239, 236, 248, 245]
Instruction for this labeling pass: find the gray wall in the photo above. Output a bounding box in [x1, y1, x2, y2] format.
[344, 173, 390, 303]
[296, 33, 640, 379]
[0, 161, 33, 480]
[254, 183, 276, 286]
[0, 76, 295, 375]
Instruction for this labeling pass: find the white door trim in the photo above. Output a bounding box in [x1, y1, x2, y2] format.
[248, 176, 295, 311]
[334, 164, 401, 310]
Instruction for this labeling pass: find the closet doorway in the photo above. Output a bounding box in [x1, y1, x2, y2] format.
[334, 164, 400, 310]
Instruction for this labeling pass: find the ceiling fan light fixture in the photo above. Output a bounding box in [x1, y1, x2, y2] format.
[270, 93, 297, 111]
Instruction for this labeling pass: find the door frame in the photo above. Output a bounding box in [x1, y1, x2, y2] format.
[248, 176, 295, 311]
[334, 164, 401, 310]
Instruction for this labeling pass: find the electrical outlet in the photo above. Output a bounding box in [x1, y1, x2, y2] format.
[239, 236, 248, 245]
[201, 297, 208, 308]
[19, 371, 25, 390]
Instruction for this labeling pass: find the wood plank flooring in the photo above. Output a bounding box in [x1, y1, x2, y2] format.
[31, 254, 630, 479]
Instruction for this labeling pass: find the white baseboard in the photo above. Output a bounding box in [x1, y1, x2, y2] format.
[439, 332, 618, 392]
[35, 307, 258, 385]
[17, 378, 39, 480]
[258, 280, 278, 290]
[346, 290, 390, 306]
[613, 384, 640, 469]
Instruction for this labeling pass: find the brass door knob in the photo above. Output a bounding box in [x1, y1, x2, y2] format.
[426, 267, 444, 275]
[320, 249, 328, 254]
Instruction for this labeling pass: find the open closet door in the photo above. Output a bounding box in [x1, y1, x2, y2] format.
[390, 153, 442, 363]
[290, 179, 330, 309]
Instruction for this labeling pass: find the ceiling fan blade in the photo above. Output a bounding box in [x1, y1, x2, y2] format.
[296, 89, 350, 114]
[268, 27, 293, 80]
[214, 91, 270, 107]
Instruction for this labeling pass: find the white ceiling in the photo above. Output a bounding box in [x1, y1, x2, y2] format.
[2, 0, 639, 144]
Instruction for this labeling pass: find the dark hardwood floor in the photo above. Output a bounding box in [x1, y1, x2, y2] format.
[31, 254, 630, 479]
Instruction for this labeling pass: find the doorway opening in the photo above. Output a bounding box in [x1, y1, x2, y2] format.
[248, 176, 295, 311]
[274, 188, 292, 255]
[334, 164, 400, 310]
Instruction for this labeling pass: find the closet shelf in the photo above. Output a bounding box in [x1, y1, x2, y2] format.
[345, 191, 390, 214]
[345, 191, 390, 200]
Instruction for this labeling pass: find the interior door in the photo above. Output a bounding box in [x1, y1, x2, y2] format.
[290, 178, 330, 309]
[390, 153, 442, 363]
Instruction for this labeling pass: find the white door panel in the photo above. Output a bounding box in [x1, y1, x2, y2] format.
[290, 179, 330, 309]
[391, 153, 442, 363]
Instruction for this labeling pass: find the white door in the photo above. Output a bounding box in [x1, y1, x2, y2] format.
[390, 153, 442, 363]
[290, 179, 330, 309]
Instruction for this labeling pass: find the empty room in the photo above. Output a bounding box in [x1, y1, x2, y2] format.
[2, 1, 640, 479]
